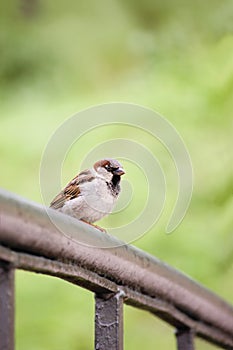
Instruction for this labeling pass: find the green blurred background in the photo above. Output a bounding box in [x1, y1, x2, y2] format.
[1, 0, 233, 349]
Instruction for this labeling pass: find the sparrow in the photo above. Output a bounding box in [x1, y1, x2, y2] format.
[50, 158, 125, 231]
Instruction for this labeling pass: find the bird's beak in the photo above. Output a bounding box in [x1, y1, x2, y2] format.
[113, 167, 125, 176]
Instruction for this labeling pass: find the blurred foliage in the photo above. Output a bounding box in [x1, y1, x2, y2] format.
[1, 0, 233, 349]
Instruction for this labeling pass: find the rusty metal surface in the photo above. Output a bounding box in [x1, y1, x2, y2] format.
[0, 189, 233, 349]
[95, 291, 124, 350]
[176, 328, 195, 350]
[0, 261, 14, 350]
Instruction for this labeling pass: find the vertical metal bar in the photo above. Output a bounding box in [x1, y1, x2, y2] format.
[176, 328, 195, 350]
[95, 290, 124, 350]
[0, 261, 15, 350]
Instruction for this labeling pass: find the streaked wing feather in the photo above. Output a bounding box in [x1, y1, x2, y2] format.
[50, 169, 94, 209]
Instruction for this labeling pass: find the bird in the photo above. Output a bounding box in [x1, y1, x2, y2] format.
[50, 158, 125, 231]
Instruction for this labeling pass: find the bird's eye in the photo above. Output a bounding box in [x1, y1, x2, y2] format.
[105, 165, 111, 171]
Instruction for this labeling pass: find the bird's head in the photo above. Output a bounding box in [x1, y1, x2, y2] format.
[94, 158, 125, 184]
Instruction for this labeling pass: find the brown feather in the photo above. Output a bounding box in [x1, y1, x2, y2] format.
[93, 159, 110, 171]
[50, 169, 94, 209]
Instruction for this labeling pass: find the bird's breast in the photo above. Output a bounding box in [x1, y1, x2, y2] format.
[80, 179, 117, 211]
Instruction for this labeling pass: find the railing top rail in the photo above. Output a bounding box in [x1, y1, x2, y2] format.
[0, 189, 233, 349]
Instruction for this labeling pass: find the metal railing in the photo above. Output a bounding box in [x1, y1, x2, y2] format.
[0, 188, 233, 350]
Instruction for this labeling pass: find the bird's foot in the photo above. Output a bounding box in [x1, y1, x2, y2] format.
[93, 224, 107, 233]
[81, 220, 106, 233]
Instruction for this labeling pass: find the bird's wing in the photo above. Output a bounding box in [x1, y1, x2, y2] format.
[50, 169, 95, 209]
